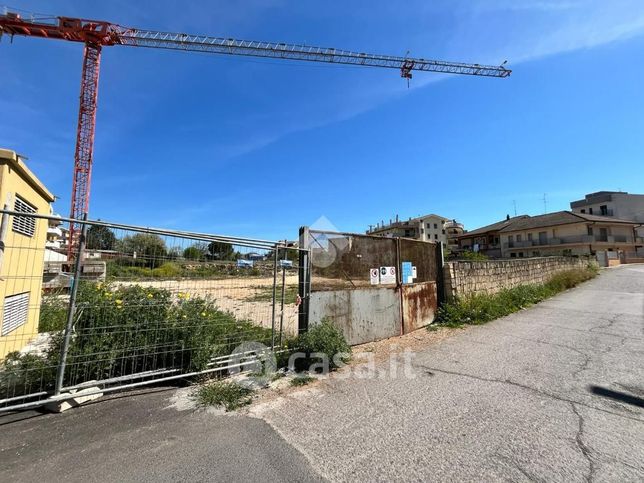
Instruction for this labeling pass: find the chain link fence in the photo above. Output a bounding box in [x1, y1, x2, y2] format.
[0, 210, 306, 412]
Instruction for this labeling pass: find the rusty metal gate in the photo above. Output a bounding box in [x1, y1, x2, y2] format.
[298, 227, 442, 345]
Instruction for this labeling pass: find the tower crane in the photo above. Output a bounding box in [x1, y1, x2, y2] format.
[0, 10, 511, 256]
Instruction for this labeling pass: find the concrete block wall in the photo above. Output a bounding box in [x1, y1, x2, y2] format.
[444, 257, 593, 298]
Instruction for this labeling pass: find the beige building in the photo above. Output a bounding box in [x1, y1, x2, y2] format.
[0, 148, 55, 359]
[499, 211, 641, 259]
[367, 213, 452, 246]
[459, 211, 642, 260]
[457, 215, 529, 258]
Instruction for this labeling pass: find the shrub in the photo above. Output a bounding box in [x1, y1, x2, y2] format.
[38, 292, 68, 332]
[2, 281, 274, 400]
[290, 374, 314, 387]
[296, 318, 351, 370]
[0, 351, 59, 399]
[433, 267, 597, 328]
[195, 380, 254, 411]
[151, 262, 182, 278]
[457, 251, 488, 261]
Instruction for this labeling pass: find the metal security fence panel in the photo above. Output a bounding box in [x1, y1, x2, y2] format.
[0, 210, 306, 412]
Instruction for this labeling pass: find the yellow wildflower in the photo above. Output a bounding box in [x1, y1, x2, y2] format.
[182, 315, 187, 319]
[201, 312, 207, 317]
[147, 293, 153, 299]
[115, 299, 123, 305]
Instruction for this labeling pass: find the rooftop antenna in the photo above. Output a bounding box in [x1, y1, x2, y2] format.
[512, 200, 517, 217]
[542, 193, 548, 214]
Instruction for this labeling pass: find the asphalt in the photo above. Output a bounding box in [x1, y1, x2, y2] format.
[256, 265, 644, 481]
[0, 387, 323, 482]
[1, 265, 642, 482]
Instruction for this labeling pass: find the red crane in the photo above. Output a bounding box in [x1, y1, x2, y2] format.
[0, 10, 511, 256]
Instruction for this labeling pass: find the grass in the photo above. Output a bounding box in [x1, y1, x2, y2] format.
[195, 380, 254, 411]
[246, 285, 299, 304]
[290, 374, 315, 387]
[432, 266, 598, 329]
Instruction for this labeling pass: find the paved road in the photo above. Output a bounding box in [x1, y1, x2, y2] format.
[0, 386, 323, 482]
[257, 265, 644, 481]
[1, 265, 643, 481]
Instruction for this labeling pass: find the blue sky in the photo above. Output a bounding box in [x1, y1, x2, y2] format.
[2, 0, 644, 239]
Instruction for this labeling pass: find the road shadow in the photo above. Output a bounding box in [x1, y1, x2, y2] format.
[588, 385, 644, 408]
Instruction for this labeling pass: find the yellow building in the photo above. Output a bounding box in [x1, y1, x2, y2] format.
[0, 148, 55, 359]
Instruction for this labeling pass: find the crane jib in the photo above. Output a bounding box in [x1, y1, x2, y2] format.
[118, 30, 510, 78]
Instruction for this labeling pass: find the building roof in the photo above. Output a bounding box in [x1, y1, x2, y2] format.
[458, 215, 529, 237]
[460, 211, 638, 238]
[0, 148, 55, 202]
[499, 211, 637, 232]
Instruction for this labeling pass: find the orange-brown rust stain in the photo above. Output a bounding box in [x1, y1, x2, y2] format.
[402, 282, 437, 333]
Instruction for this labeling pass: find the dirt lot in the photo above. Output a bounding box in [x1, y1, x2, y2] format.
[116, 275, 301, 335]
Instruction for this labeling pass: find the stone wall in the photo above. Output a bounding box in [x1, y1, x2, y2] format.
[443, 257, 594, 298]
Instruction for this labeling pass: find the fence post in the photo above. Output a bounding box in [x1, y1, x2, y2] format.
[436, 242, 446, 305]
[298, 226, 310, 334]
[54, 214, 88, 396]
[395, 237, 404, 335]
[270, 243, 279, 349]
[278, 242, 287, 345]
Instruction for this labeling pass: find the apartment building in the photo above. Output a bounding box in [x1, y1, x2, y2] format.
[570, 191, 644, 237]
[0, 148, 55, 358]
[367, 213, 451, 246]
[459, 211, 642, 259]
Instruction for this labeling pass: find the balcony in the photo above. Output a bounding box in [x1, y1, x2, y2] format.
[503, 234, 634, 249]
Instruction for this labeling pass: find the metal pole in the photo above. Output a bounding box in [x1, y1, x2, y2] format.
[437, 241, 446, 305]
[270, 243, 279, 349]
[54, 214, 88, 396]
[278, 242, 287, 345]
[298, 227, 311, 334]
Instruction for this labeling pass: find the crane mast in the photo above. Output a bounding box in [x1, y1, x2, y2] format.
[0, 11, 511, 256]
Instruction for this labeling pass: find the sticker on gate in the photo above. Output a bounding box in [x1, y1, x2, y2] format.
[370, 268, 380, 285]
[379, 266, 396, 284]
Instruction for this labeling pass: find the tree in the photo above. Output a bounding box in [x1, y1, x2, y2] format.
[183, 245, 205, 260]
[86, 224, 116, 250]
[117, 233, 167, 268]
[207, 241, 235, 261]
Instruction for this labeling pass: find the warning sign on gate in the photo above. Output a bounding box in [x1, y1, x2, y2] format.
[379, 266, 396, 284]
[370, 268, 380, 285]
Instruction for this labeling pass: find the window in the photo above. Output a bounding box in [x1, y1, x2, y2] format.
[516, 234, 522, 242]
[510, 253, 516, 258]
[518, 252, 524, 258]
[442, 229, 445, 234]
[589, 207, 593, 215]
[600, 205, 608, 215]
[538, 231, 547, 244]
[532, 251, 540, 257]
[527, 233, 533, 241]
[434, 223, 438, 229]
[508, 235, 514, 248]
[434, 234, 438, 240]
[587, 226, 593, 236]
[420, 228, 424, 234]
[2, 292, 30, 336]
[426, 223, 431, 229]
[12, 196, 37, 237]
[581, 209, 586, 214]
